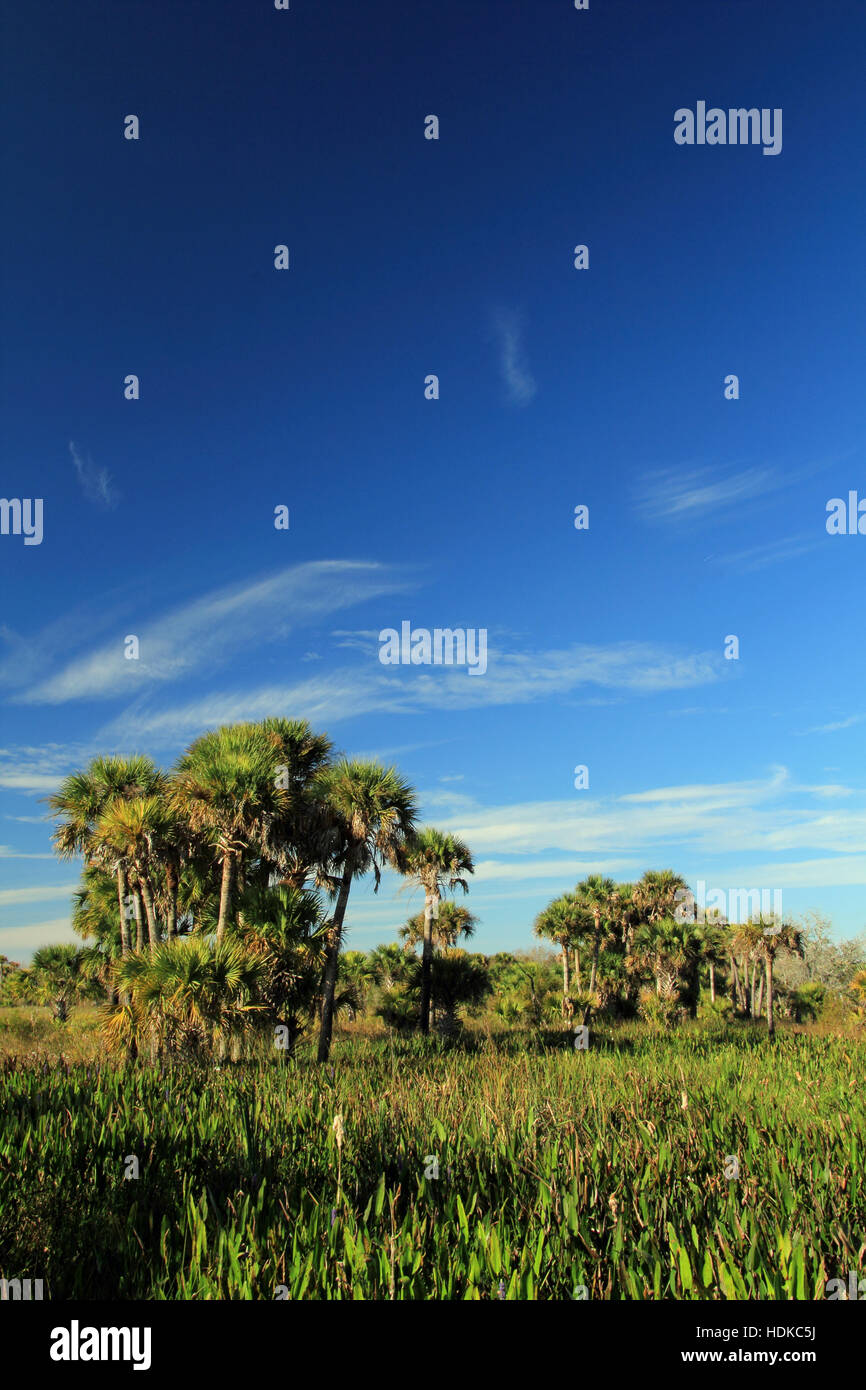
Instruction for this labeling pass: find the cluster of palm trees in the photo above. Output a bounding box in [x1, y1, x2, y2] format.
[534, 871, 803, 1036]
[47, 719, 475, 1062]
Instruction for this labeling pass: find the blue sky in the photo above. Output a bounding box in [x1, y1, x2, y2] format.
[2, 0, 865, 960]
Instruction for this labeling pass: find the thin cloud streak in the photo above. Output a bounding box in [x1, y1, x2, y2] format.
[18, 561, 415, 706]
[69, 441, 119, 510]
[492, 310, 537, 406]
[98, 640, 725, 747]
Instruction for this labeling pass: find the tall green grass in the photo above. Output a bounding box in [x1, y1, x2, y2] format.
[1, 1027, 862, 1299]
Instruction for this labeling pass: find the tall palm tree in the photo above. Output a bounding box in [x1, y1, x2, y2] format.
[258, 717, 334, 889]
[48, 755, 163, 957]
[533, 892, 589, 1022]
[170, 724, 289, 943]
[315, 759, 417, 1061]
[401, 827, 473, 1036]
[574, 874, 619, 1003]
[95, 795, 172, 955]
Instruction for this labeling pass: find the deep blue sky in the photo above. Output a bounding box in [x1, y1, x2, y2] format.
[2, 0, 865, 959]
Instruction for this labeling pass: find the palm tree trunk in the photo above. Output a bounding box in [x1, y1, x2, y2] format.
[420, 889, 439, 1036]
[750, 960, 757, 1019]
[573, 946, 581, 991]
[560, 942, 572, 1021]
[709, 962, 715, 1004]
[216, 849, 235, 943]
[132, 887, 145, 953]
[755, 969, 764, 1018]
[116, 866, 130, 956]
[766, 956, 775, 1037]
[317, 866, 353, 1063]
[137, 871, 159, 956]
[165, 862, 178, 941]
[588, 917, 601, 995]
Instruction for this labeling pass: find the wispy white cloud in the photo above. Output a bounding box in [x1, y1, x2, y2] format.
[0, 917, 80, 958]
[0, 744, 87, 792]
[18, 561, 414, 706]
[69, 441, 119, 510]
[428, 767, 866, 861]
[0, 847, 57, 860]
[802, 713, 866, 734]
[636, 465, 781, 522]
[705, 536, 819, 571]
[98, 639, 724, 747]
[0, 884, 78, 907]
[492, 310, 537, 406]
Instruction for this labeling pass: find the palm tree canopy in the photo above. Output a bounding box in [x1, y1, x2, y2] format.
[170, 724, 288, 851]
[402, 826, 474, 896]
[316, 759, 417, 888]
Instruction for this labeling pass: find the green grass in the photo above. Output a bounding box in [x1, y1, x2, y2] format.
[1, 1025, 863, 1299]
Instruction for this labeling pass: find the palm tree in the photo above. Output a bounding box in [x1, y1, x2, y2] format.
[30, 943, 94, 1021]
[400, 900, 477, 953]
[368, 942, 411, 992]
[574, 875, 619, 1012]
[425, 951, 491, 1036]
[95, 795, 172, 955]
[170, 724, 289, 943]
[533, 892, 589, 1022]
[107, 937, 264, 1060]
[734, 917, 803, 1037]
[71, 863, 127, 1003]
[633, 869, 689, 926]
[632, 916, 705, 1009]
[693, 916, 727, 1007]
[258, 717, 334, 889]
[401, 827, 473, 1036]
[315, 759, 417, 1061]
[48, 755, 163, 957]
[234, 882, 329, 1051]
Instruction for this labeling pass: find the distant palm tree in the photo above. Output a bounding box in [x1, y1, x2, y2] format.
[425, 951, 491, 1037]
[400, 900, 477, 953]
[315, 759, 417, 1061]
[734, 917, 804, 1037]
[533, 892, 590, 1022]
[574, 875, 619, 1012]
[30, 943, 93, 1021]
[170, 724, 289, 943]
[401, 828, 474, 1036]
[632, 916, 705, 1007]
